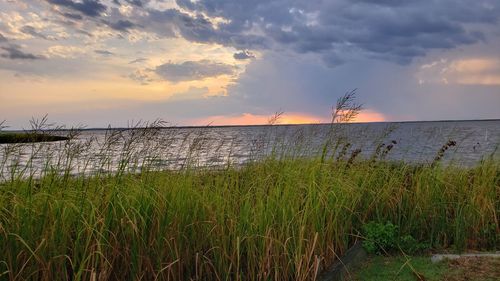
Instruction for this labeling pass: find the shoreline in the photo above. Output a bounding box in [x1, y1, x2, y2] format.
[0, 132, 69, 144]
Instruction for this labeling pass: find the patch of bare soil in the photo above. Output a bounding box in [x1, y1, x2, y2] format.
[443, 257, 500, 281]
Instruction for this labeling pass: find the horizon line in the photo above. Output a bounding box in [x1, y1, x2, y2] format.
[2, 118, 499, 132]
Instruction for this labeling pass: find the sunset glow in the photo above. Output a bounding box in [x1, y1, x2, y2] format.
[192, 112, 329, 126]
[191, 109, 386, 126]
[0, 0, 499, 128]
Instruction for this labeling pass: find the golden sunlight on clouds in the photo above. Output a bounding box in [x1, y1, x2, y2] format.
[1, 78, 170, 104]
[45, 45, 87, 58]
[148, 39, 247, 67]
[418, 58, 500, 86]
[450, 59, 498, 73]
[448, 59, 500, 85]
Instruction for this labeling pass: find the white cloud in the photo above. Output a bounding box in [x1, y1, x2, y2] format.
[417, 58, 500, 86]
[46, 45, 86, 58]
[155, 60, 237, 82]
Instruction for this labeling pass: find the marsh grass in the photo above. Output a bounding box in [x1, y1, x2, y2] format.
[0, 156, 498, 280]
[0, 94, 498, 280]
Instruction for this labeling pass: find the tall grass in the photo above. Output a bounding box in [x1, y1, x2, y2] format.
[0, 156, 498, 280]
[0, 95, 498, 280]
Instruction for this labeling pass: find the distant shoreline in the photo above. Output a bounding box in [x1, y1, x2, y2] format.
[2, 118, 499, 132]
[0, 132, 69, 144]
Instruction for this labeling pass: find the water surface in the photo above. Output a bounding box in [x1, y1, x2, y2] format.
[1, 120, 498, 179]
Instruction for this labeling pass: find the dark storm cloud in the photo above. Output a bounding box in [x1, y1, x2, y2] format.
[7, 0, 500, 66]
[61, 12, 83, 20]
[46, 0, 106, 18]
[113, 0, 147, 7]
[142, 9, 269, 48]
[233, 51, 255, 60]
[103, 19, 137, 32]
[29, 0, 500, 65]
[144, 9, 222, 40]
[154, 60, 236, 82]
[1, 44, 44, 60]
[352, 0, 413, 5]
[170, 0, 500, 64]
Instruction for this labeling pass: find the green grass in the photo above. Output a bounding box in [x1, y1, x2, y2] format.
[350, 256, 447, 281]
[0, 156, 498, 280]
[0, 132, 69, 143]
[351, 256, 500, 281]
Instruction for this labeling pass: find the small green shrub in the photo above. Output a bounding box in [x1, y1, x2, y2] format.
[399, 235, 429, 254]
[362, 221, 428, 255]
[362, 221, 398, 254]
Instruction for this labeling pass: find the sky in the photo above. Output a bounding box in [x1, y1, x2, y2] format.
[0, 0, 499, 129]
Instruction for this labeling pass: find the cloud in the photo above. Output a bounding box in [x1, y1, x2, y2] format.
[141, 8, 269, 48]
[46, 45, 86, 58]
[155, 60, 236, 82]
[94, 49, 114, 56]
[233, 50, 255, 60]
[20, 25, 55, 40]
[171, 0, 499, 64]
[170, 86, 209, 100]
[128, 69, 154, 85]
[46, 0, 107, 18]
[1, 44, 44, 60]
[113, 0, 147, 7]
[417, 58, 500, 86]
[60, 12, 83, 20]
[1, 0, 500, 129]
[0, 33, 7, 42]
[32, 0, 500, 66]
[104, 19, 137, 32]
[129, 57, 147, 64]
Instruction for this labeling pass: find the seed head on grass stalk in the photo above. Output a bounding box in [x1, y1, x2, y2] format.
[331, 89, 363, 124]
[267, 111, 284, 126]
[0, 120, 7, 131]
[321, 89, 363, 164]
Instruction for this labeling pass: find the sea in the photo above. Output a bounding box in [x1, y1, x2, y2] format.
[0, 120, 498, 179]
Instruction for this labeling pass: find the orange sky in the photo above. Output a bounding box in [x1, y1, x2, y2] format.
[192, 110, 386, 126]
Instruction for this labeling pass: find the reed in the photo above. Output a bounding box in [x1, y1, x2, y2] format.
[0, 95, 498, 280]
[0, 155, 498, 280]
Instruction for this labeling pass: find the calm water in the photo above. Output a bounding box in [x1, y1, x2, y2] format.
[1, 120, 499, 179]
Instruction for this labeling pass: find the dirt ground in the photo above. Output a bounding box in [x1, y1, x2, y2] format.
[442, 257, 500, 281]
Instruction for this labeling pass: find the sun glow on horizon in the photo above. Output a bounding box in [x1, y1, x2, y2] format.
[191, 110, 386, 126]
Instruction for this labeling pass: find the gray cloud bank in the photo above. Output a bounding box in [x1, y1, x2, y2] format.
[171, 0, 499, 64]
[155, 60, 236, 82]
[38, 0, 500, 65]
[46, 0, 106, 18]
[234, 51, 255, 60]
[1, 45, 44, 60]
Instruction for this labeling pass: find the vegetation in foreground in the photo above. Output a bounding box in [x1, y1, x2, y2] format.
[0, 157, 498, 280]
[0, 93, 498, 280]
[350, 255, 500, 281]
